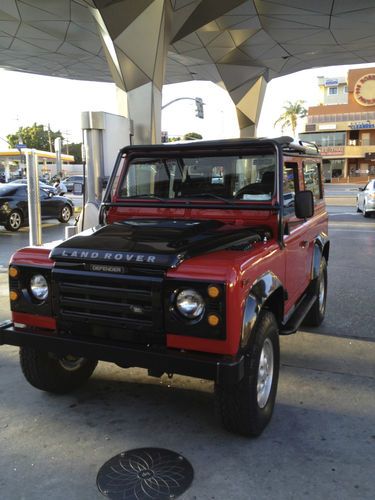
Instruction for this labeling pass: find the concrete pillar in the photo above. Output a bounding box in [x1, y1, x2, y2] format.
[233, 76, 267, 138]
[90, 0, 172, 144]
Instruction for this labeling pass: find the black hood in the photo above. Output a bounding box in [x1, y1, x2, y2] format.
[50, 219, 261, 269]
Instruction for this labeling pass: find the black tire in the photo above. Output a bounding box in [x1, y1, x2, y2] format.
[5, 210, 23, 231]
[215, 311, 280, 437]
[58, 204, 72, 223]
[19, 347, 97, 394]
[303, 257, 327, 327]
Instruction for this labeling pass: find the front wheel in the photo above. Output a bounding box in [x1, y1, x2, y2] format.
[58, 204, 72, 223]
[19, 347, 98, 393]
[5, 210, 23, 231]
[215, 311, 280, 437]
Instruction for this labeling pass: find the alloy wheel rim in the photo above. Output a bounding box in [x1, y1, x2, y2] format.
[62, 206, 71, 221]
[10, 212, 21, 228]
[257, 338, 274, 408]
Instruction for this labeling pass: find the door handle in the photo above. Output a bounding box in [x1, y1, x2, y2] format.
[299, 240, 308, 248]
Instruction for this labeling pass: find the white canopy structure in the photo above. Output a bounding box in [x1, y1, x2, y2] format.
[1, 1, 375, 142]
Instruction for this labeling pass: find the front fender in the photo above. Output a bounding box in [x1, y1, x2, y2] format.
[312, 232, 329, 279]
[241, 272, 283, 348]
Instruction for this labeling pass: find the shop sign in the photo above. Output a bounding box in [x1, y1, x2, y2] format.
[318, 124, 337, 130]
[319, 146, 345, 156]
[354, 74, 375, 106]
[348, 122, 375, 129]
[324, 79, 338, 86]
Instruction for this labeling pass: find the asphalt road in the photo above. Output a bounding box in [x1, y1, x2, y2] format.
[0, 184, 374, 500]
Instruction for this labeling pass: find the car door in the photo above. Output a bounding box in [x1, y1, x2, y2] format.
[283, 162, 312, 308]
[40, 189, 56, 217]
[14, 186, 29, 219]
[362, 181, 372, 210]
[357, 182, 367, 209]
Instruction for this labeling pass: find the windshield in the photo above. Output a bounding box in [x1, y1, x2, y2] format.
[118, 153, 276, 202]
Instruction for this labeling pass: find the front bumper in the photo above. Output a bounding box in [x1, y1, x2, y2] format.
[0, 321, 244, 386]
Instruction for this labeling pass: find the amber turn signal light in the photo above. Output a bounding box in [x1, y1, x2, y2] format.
[207, 285, 220, 298]
[9, 290, 19, 301]
[9, 267, 19, 278]
[207, 314, 220, 327]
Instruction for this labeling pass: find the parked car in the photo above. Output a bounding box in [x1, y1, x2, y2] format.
[0, 137, 329, 438]
[357, 180, 375, 217]
[63, 175, 84, 192]
[0, 183, 74, 231]
[10, 178, 57, 195]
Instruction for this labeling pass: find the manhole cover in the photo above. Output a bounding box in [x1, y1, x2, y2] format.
[97, 448, 194, 499]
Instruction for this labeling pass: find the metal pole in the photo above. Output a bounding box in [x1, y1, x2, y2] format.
[25, 150, 42, 246]
[83, 128, 103, 204]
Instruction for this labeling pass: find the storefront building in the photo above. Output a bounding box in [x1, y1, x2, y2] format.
[300, 68, 375, 182]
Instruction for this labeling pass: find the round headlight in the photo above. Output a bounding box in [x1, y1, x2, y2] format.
[30, 274, 49, 301]
[176, 289, 205, 319]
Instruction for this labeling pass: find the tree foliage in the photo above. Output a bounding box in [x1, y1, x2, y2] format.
[7, 123, 63, 151]
[274, 100, 307, 137]
[183, 132, 203, 140]
[63, 142, 83, 163]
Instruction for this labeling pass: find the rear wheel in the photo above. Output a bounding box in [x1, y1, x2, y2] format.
[215, 311, 280, 437]
[19, 347, 97, 393]
[303, 257, 327, 327]
[5, 210, 23, 231]
[363, 202, 370, 218]
[58, 204, 72, 223]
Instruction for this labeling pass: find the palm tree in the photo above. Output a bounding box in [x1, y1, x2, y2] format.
[274, 100, 307, 137]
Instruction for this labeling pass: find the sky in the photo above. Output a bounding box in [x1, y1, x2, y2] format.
[0, 62, 374, 149]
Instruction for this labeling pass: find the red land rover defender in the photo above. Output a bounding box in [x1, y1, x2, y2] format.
[0, 137, 329, 437]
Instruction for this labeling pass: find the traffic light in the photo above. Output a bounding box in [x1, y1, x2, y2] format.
[195, 97, 204, 119]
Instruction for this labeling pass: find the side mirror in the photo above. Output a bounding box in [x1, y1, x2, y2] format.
[358, 187, 365, 191]
[73, 182, 83, 195]
[295, 190, 314, 219]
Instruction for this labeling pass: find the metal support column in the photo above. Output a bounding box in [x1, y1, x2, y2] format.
[83, 128, 103, 204]
[25, 150, 42, 246]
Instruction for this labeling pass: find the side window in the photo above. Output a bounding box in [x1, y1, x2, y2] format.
[283, 164, 298, 215]
[303, 163, 322, 203]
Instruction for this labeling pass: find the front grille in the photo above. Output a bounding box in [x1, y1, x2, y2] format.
[52, 268, 164, 344]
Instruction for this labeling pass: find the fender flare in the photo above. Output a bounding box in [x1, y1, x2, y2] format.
[312, 232, 329, 280]
[241, 272, 283, 348]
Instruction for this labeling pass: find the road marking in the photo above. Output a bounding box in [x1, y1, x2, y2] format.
[329, 228, 375, 233]
[328, 212, 359, 216]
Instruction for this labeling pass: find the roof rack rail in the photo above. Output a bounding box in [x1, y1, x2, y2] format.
[281, 138, 320, 155]
[298, 139, 320, 154]
[273, 136, 294, 146]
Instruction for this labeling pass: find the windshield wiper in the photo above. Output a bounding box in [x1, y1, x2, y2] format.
[128, 194, 165, 200]
[184, 193, 232, 204]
